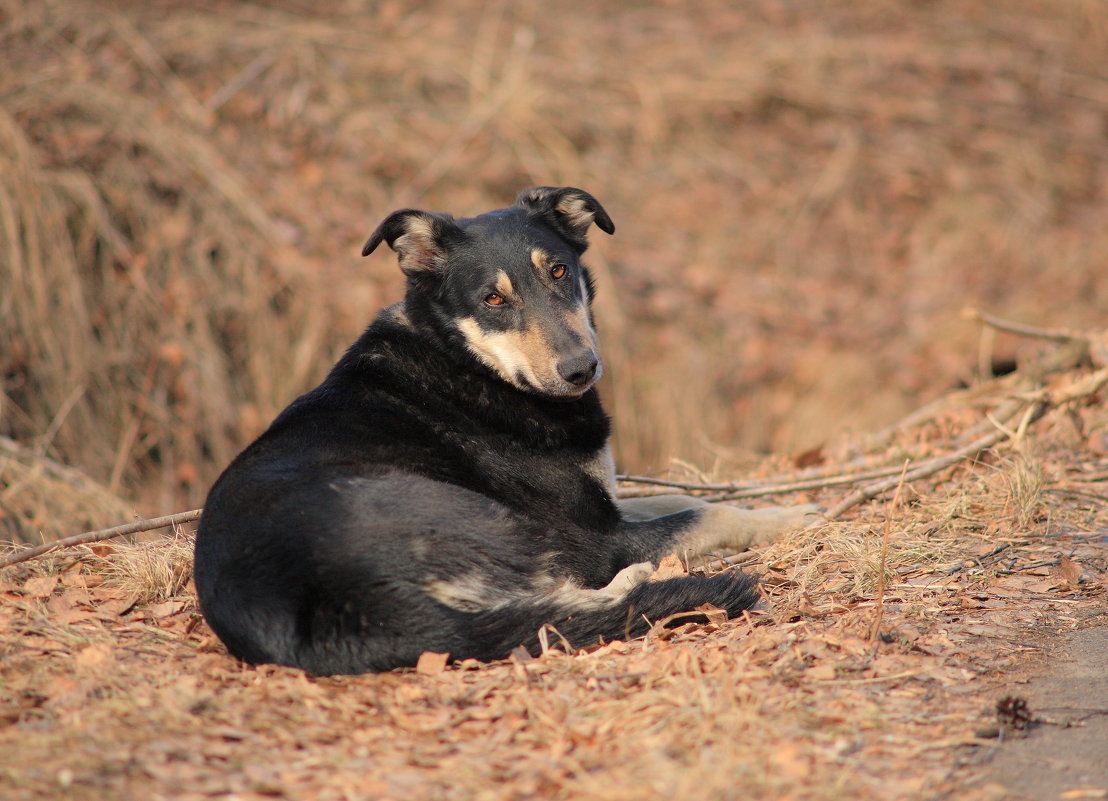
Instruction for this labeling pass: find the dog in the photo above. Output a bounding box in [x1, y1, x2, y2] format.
[193, 187, 818, 675]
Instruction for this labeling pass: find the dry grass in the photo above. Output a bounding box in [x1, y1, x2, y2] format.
[2, 0, 1107, 538]
[85, 535, 195, 604]
[0, 436, 134, 543]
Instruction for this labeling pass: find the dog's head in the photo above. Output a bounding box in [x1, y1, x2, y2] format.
[362, 187, 615, 400]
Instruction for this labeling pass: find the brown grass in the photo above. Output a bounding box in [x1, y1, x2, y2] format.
[86, 535, 195, 604]
[2, 3, 1106, 536]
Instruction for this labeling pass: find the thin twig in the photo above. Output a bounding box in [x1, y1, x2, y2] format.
[703, 469, 917, 503]
[820, 402, 1045, 522]
[617, 463, 906, 494]
[0, 509, 202, 569]
[997, 559, 1061, 575]
[617, 465, 907, 501]
[702, 550, 764, 573]
[870, 460, 910, 642]
[943, 543, 1011, 576]
[962, 307, 1083, 344]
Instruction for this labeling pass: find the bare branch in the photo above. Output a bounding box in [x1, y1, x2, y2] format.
[616, 465, 909, 499]
[0, 509, 202, 569]
[962, 307, 1083, 344]
[819, 403, 1047, 522]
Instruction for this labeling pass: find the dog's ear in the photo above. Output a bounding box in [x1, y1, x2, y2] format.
[515, 187, 615, 251]
[361, 210, 461, 276]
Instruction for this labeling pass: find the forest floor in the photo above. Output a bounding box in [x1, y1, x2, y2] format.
[2, 337, 1106, 801]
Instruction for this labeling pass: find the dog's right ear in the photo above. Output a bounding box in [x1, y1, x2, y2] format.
[361, 210, 461, 276]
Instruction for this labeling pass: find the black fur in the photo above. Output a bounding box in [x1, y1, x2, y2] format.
[194, 188, 763, 675]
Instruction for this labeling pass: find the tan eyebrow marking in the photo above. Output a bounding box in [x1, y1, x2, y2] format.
[530, 249, 550, 272]
[495, 270, 514, 297]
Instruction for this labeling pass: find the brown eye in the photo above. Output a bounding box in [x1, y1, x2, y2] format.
[484, 293, 504, 307]
[550, 264, 567, 280]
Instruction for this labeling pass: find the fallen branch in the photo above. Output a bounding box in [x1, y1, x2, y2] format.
[997, 558, 1061, 575]
[962, 307, 1083, 344]
[818, 402, 1046, 522]
[705, 398, 1034, 508]
[0, 508, 202, 569]
[618, 455, 921, 495]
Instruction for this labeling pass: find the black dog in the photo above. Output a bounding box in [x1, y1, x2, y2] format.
[193, 187, 817, 675]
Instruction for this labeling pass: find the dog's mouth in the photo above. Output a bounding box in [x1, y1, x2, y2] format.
[515, 371, 601, 402]
[516, 355, 603, 401]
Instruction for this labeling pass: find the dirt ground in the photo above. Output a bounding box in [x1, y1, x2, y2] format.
[965, 626, 1108, 800]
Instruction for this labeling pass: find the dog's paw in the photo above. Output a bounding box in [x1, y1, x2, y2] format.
[600, 561, 655, 597]
[783, 503, 826, 530]
[769, 503, 826, 534]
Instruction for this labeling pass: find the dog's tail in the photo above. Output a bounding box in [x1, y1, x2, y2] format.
[270, 573, 760, 675]
[463, 572, 761, 662]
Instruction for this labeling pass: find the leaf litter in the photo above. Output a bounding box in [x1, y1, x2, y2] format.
[2, 342, 1107, 800]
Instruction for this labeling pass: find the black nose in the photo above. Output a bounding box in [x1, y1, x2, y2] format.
[557, 353, 599, 388]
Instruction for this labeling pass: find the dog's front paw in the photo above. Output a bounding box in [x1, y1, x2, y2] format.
[716, 503, 825, 548]
[782, 503, 826, 530]
[771, 503, 826, 535]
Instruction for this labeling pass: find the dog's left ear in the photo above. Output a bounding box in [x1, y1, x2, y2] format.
[515, 187, 615, 251]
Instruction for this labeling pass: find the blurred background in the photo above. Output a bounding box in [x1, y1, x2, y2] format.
[1, 0, 1106, 540]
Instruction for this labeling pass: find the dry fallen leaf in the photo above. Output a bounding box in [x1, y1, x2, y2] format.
[23, 575, 59, 598]
[415, 650, 449, 675]
[73, 643, 115, 670]
[1055, 557, 1084, 585]
[651, 554, 687, 580]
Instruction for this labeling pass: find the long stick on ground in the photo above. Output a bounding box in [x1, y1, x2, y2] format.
[616, 464, 907, 497]
[818, 402, 1045, 523]
[962, 307, 1084, 344]
[0, 509, 202, 569]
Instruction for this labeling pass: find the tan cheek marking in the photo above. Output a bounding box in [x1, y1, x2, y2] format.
[457, 317, 545, 388]
[518, 319, 559, 381]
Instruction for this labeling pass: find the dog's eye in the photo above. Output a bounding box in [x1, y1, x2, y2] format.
[550, 264, 567, 280]
[484, 293, 505, 307]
